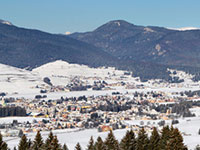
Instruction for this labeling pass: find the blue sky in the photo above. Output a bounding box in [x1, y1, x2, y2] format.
[0, 0, 199, 33]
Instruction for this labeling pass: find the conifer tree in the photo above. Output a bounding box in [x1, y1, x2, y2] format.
[120, 130, 135, 150]
[129, 129, 136, 150]
[18, 129, 23, 138]
[63, 144, 69, 150]
[18, 134, 29, 150]
[104, 130, 120, 150]
[87, 136, 95, 150]
[159, 125, 170, 149]
[45, 131, 54, 150]
[148, 127, 160, 150]
[28, 138, 32, 149]
[75, 143, 82, 150]
[136, 128, 149, 150]
[95, 136, 106, 150]
[0, 132, 8, 150]
[13, 146, 17, 150]
[32, 131, 44, 150]
[120, 130, 129, 150]
[52, 135, 62, 150]
[47, 131, 54, 143]
[167, 128, 187, 150]
[170, 125, 175, 134]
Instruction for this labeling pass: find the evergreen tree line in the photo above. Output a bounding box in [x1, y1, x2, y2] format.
[0, 126, 188, 150]
[0, 107, 26, 117]
[153, 101, 195, 118]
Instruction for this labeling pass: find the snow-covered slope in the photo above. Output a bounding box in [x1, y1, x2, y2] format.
[168, 68, 195, 83]
[0, 60, 128, 96]
[32, 60, 125, 86]
[0, 63, 43, 94]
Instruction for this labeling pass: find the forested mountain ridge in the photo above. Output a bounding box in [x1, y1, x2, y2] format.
[0, 20, 116, 69]
[70, 20, 200, 67]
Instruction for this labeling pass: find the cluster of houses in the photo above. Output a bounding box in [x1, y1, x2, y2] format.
[0, 88, 190, 137]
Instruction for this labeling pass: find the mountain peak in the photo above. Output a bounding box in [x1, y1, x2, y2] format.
[94, 20, 138, 33]
[0, 19, 13, 26]
[108, 20, 133, 25]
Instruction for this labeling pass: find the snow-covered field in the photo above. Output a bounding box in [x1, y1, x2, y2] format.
[32, 60, 125, 86]
[2, 116, 200, 150]
[0, 60, 130, 97]
[0, 117, 45, 124]
[1, 60, 200, 100]
[0, 63, 42, 95]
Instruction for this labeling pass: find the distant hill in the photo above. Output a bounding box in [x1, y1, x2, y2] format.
[1, 19, 200, 81]
[70, 20, 200, 67]
[0, 20, 116, 69]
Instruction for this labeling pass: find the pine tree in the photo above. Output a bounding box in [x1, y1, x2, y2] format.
[18, 129, 23, 138]
[47, 131, 54, 143]
[95, 136, 106, 150]
[167, 128, 187, 150]
[135, 128, 149, 150]
[75, 143, 82, 150]
[63, 144, 69, 150]
[44, 131, 54, 150]
[13, 146, 17, 150]
[28, 138, 32, 149]
[170, 125, 175, 134]
[52, 135, 62, 150]
[87, 136, 95, 150]
[32, 131, 44, 150]
[0, 132, 8, 150]
[148, 127, 160, 150]
[159, 125, 170, 149]
[129, 129, 136, 150]
[120, 130, 133, 150]
[104, 130, 120, 150]
[18, 134, 29, 150]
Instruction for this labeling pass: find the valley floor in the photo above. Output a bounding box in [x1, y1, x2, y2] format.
[2, 116, 200, 150]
